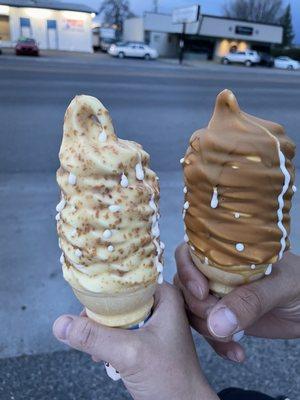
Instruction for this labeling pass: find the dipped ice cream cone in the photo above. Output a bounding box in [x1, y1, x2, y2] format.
[182, 89, 296, 297]
[71, 283, 156, 328]
[56, 95, 163, 327]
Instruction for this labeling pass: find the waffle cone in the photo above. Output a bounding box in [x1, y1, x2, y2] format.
[190, 249, 268, 297]
[72, 283, 156, 328]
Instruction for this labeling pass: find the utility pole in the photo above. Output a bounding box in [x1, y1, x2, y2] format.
[153, 0, 158, 13]
[179, 22, 186, 65]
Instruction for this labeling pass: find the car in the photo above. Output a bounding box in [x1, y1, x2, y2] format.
[100, 38, 116, 52]
[274, 56, 300, 71]
[222, 50, 260, 67]
[15, 38, 39, 56]
[259, 52, 274, 68]
[108, 42, 158, 60]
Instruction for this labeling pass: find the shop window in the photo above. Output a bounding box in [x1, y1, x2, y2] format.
[0, 15, 10, 41]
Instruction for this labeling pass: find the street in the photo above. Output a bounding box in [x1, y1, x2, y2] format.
[1, 52, 300, 399]
[1, 51, 300, 172]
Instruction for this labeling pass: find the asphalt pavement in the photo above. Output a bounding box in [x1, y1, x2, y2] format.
[1, 51, 300, 399]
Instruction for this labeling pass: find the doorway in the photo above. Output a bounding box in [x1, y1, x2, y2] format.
[20, 17, 32, 38]
[47, 20, 58, 49]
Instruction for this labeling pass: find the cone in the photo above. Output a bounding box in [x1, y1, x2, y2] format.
[71, 282, 156, 328]
[190, 249, 268, 297]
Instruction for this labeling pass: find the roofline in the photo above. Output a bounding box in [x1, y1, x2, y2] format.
[143, 11, 283, 28]
[0, 1, 97, 14]
[202, 14, 283, 28]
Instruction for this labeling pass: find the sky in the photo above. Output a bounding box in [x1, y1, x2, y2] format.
[64, 0, 300, 44]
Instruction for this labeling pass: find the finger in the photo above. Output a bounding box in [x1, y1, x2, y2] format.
[207, 260, 293, 339]
[175, 243, 209, 300]
[188, 313, 232, 343]
[175, 274, 218, 320]
[206, 338, 246, 363]
[52, 314, 140, 369]
[80, 309, 87, 317]
[151, 282, 187, 329]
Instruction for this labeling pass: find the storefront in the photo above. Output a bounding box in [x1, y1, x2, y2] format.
[0, 1, 96, 52]
[123, 12, 283, 59]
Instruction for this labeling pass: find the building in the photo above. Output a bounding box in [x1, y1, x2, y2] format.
[0, 0, 96, 52]
[123, 12, 283, 59]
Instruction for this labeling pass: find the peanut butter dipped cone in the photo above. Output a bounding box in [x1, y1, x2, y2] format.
[182, 89, 296, 296]
[56, 95, 164, 327]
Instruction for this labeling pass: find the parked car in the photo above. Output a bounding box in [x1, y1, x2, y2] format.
[274, 56, 300, 71]
[15, 38, 39, 56]
[108, 42, 158, 60]
[100, 38, 116, 52]
[222, 50, 260, 67]
[259, 52, 274, 67]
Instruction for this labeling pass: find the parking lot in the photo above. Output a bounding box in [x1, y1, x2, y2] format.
[1, 50, 300, 399]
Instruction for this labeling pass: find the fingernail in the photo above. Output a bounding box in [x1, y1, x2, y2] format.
[209, 307, 238, 337]
[187, 281, 204, 299]
[227, 350, 241, 363]
[53, 316, 73, 341]
[233, 330, 244, 342]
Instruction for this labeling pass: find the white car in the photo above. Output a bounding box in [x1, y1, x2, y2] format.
[222, 50, 261, 67]
[274, 56, 300, 71]
[108, 42, 158, 60]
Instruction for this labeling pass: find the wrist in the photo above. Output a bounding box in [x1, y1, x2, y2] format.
[190, 371, 219, 400]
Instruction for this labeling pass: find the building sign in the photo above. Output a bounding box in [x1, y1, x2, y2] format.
[63, 19, 84, 31]
[235, 26, 253, 36]
[172, 5, 200, 24]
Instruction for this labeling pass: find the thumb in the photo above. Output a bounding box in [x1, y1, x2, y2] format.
[207, 266, 288, 339]
[53, 315, 139, 370]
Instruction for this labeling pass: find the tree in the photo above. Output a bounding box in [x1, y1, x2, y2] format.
[280, 4, 294, 47]
[99, 0, 135, 32]
[223, 0, 283, 24]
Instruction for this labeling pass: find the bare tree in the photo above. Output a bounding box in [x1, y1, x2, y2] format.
[223, 0, 283, 24]
[99, 0, 135, 32]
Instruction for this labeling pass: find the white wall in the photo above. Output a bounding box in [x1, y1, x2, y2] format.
[149, 31, 178, 57]
[8, 6, 93, 52]
[123, 18, 144, 42]
[200, 16, 283, 44]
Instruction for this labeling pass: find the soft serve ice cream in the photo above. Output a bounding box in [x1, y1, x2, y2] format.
[182, 89, 296, 295]
[56, 95, 163, 301]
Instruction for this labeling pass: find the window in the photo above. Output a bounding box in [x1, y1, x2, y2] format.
[47, 20, 57, 29]
[20, 17, 30, 28]
[139, 45, 145, 49]
[0, 15, 10, 40]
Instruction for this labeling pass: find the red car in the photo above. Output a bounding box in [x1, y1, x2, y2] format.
[15, 38, 39, 56]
